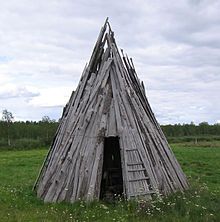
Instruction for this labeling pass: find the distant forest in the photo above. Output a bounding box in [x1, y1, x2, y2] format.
[0, 118, 220, 150]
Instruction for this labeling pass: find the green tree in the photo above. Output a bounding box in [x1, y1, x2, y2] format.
[40, 116, 56, 145]
[199, 122, 209, 134]
[41, 116, 51, 123]
[2, 109, 14, 146]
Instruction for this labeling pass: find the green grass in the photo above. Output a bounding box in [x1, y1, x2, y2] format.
[0, 144, 219, 222]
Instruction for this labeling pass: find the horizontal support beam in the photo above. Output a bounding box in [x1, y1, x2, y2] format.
[127, 162, 143, 166]
[126, 148, 138, 151]
[128, 168, 146, 172]
[129, 177, 149, 182]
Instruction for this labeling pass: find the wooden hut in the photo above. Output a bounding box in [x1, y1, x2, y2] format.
[34, 19, 188, 202]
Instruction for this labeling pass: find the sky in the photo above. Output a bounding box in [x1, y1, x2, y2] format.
[0, 0, 220, 124]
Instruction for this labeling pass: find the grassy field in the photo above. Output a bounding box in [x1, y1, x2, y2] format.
[0, 143, 219, 222]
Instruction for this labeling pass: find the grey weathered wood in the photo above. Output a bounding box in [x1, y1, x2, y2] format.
[129, 177, 149, 182]
[35, 19, 188, 203]
[128, 168, 146, 172]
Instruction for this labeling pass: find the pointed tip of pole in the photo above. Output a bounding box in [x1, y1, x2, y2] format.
[104, 17, 113, 34]
[101, 17, 110, 35]
[104, 17, 109, 26]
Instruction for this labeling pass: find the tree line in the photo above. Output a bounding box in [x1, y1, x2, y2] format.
[162, 122, 220, 137]
[0, 110, 58, 150]
[0, 110, 220, 150]
[162, 122, 220, 143]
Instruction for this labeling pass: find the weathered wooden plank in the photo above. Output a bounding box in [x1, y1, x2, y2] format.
[129, 177, 149, 182]
[128, 168, 146, 172]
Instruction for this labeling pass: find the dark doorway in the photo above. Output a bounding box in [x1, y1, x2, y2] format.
[100, 137, 123, 200]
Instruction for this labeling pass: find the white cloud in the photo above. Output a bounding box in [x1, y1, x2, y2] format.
[0, 84, 39, 99]
[29, 87, 73, 108]
[0, 0, 219, 124]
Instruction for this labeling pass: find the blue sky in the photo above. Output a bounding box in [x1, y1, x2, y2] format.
[0, 0, 220, 124]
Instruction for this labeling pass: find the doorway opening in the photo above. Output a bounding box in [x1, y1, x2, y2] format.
[100, 137, 123, 200]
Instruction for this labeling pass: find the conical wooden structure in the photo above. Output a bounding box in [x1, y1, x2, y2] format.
[34, 19, 188, 203]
